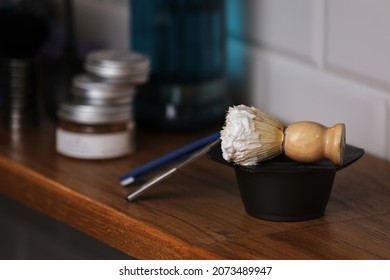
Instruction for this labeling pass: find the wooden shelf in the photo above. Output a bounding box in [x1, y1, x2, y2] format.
[0, 121, 389, 259]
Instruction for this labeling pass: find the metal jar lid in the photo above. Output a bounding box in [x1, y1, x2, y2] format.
[57, 102, 132, 125]
[85, 49, 150, 82]
[71, 74, 135, 105]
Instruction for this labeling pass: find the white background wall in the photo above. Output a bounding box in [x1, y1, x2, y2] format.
[228, 0, 390, 161]
[68, 0, 390, 161]
[51, 0, 129, 51]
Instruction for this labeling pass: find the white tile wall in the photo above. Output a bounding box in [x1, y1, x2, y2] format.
[326, 0, 390, 91]
[243, 47, 388, 158]
[238, 0, 390, 161]
[243, 0, 325, 65]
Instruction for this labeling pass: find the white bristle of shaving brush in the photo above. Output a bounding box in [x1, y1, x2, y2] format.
[220, 105, 285, 166]
[221, 105, 346, 165]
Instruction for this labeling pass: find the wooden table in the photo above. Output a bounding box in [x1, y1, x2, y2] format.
[0, 121, 389, 259]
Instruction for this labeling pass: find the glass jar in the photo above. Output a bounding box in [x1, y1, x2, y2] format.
[56, 103, 135, 159]
[130, 0, 229, 131]
[71, 73, 136, 106]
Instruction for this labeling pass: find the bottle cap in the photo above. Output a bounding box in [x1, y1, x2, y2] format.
[57, 102, 132, 125]
[71, 74, 135, 105]
[85, 49, 150, 83]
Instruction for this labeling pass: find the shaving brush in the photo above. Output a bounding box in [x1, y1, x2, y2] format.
[220, 105, 345, 165]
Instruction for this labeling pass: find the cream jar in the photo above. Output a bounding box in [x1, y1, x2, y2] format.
[56, 103, 135, 159]
[84, 49, 150, 84]
[71, 73, 136, 106]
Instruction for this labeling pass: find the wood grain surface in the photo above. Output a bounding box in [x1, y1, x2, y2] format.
[0, 121, 389, 259]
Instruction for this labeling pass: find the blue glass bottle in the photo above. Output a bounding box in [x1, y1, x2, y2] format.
[131, 0, 228, 131]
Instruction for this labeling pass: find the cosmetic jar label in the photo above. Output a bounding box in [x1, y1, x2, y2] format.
[56, 128, 131, 159]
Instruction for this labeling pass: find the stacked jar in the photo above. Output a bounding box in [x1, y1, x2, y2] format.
[56, 49, 150, 160]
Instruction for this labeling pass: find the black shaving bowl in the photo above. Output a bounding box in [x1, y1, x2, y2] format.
[207, 142, 364, 222]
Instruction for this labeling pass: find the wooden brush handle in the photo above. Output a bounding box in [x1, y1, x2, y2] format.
[284, 121, 345, 164]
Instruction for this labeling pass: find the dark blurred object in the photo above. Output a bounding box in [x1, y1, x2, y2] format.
[0, 1, 50, 129]
[0, 59, 41, 129]
[131, 0, 229, 131]
[42, 0, 83, 120]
